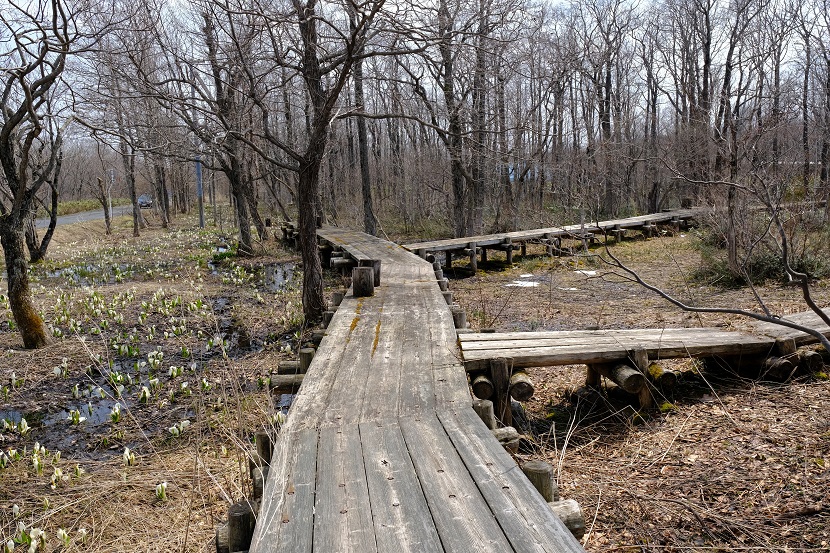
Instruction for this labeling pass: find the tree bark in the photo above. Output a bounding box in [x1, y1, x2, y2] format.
[0, 222, 50, 348]
[297, 157, 326, 322]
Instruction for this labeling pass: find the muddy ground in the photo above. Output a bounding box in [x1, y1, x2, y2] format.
[1, 217, 828, 552]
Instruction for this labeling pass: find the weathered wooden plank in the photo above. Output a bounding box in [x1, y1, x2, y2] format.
[249, 428, 318, 553]
[438, 408, 585, 553]
[313, 425, 378, 553]
[459, 334, 772, 352]
[397, 279, 438, 416]
[427, 288, 471, 408]
[458, 328, 768, 343]
[287, 295, 364, 431]
[360, 294, 407, 422]
[462, 340, 775, 371]
[399, 415, 513, 552]
[323, 288, 390, 426]
[359, 421, 444, 552]
[748, 308, 830, 344]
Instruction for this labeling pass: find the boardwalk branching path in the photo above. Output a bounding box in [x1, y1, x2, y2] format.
[253, 210, 828, 552]
[251, 229, 584, 552]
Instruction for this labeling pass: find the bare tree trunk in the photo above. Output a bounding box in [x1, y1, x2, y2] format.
[97, 177, 112, 235]
[120, 138, 141, 237]
[298, 157, 326, 322]
[0, 223, 50, 348]
[152, 161, 169, 228]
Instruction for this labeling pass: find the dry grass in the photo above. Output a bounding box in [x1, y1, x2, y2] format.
[1, 215, 305, 552]
[450, 232, 830, 552]
[3, 218, 828, 552]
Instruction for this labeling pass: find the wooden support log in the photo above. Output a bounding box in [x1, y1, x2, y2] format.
[585, 365, 601, 388]
[591, 362, 646, 393]
[646, 362, 678, 390]
[504, 239, 514, 264]
[762, 356, 796, 381]
[442, 291, 453, 305]
[438, 278, 449, 291]
[641, 223, 655, 238]
[472, 399, 496, 429]
[467, 242, 478, 273]
[471, 374, 494, 400]
[799, 349, 824, 372]
[310, 329, 326, 347]
[277, 360, 302, 375]
[227, 500, 256, 553]
[330, 257, 356, 270]
[481, 248, 488, 262]
[445, 251, 452, 269]
[775, 337, 797, 356]
[630, 349, 653, 408]
[270, 374, 304, 394]
[254, 429, 273, 467]
[252, 466, 269, 500]
[318, 244, 333, 267]
[434, 269, 444, 281]
[451, 306, 467, 329]
[509, 370, 535, 401]
[432, 260, 442, 271]
[426, 254, 435, 263]
[215, 522, 229, 553]
[520, 242, 527, 257]
[612, 225, 625, 241]
[322, 310, 335, 328]
[671, 216, 681, 232]
[331, 290, 345, 307]
[299, 347, 315, 373]
[492, 426, 520, 453]
[352, 266, 375, 297]
[490, 357, 513, 427]
[416, 248, 427, 259]
[549, 499, 585, 540]
[359, 259, 381, 286]
[521, 460, 559, 502]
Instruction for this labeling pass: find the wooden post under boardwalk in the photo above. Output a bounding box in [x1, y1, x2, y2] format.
[468, 241, 477, 273]
[299, 347, 315, 373]
[352, 266, 375, 297]
[522, 460, 559, 502]
[359, 258, 381, 285]
[490, 357, 512, 427]
[228, 500, 256, 552]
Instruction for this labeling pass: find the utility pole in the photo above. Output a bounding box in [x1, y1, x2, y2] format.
[191, 68, 205, 228]
[195, 155, 205, 228]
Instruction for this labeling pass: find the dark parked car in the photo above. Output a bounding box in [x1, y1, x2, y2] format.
[137, 194, 153, 209]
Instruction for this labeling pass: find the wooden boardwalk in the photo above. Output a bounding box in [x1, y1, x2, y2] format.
[250, 228, 584, 553]
[401, 208, 704, 255]
[459, 328, 776, 372]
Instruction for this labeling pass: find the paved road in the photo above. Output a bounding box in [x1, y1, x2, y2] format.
[36, 205, 133, 229]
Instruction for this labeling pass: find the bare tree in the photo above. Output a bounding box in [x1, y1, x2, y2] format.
[0, 1, 87, 348]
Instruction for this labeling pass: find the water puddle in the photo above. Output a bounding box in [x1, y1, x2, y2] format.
[505, 273, 547, 288]
[262, 262, 295, 292]
[275, 393, 294, 415]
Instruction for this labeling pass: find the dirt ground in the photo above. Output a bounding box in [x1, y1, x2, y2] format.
[1, 217, 828, 552]
[448, 232, 830, 552]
